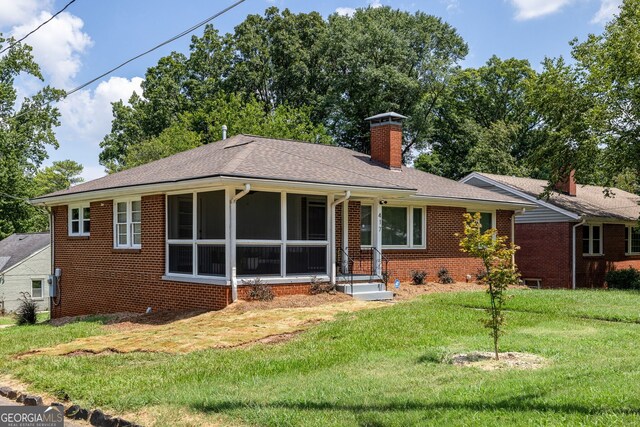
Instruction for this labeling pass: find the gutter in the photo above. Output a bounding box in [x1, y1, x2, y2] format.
[230, 184, 251, 302]
[572, 217, 586, 290]
[330, 191, 351, 285]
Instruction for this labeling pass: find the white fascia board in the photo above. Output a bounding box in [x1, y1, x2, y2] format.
[0, 245, 50, 275]
[30, 175, 416, 207]
[460, 172, 580, 220]
[405, 194, 535, 211]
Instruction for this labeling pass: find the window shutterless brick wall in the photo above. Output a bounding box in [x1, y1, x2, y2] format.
[52, 195, 513, 318]
[339, 201, 514, 283]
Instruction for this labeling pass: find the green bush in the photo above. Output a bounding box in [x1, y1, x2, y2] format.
[605, 268, 640, 290]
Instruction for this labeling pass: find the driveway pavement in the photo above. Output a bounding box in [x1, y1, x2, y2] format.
[0, 395, 88, 426]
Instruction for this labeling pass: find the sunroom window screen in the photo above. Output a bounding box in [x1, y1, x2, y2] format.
[168, 244, 193, 274]
[413, 208, 423, 246]
[198, 190, 225, 239]
[382, 207, 407, 246]
[168, 194, 193, 239]
[237, 246, 281, 275]
[237, 191, 280, 240]
[479, 212, 492, 234]
[286, 246, 327, 275]
[197, 245, 225, 276]
[287, 194, 326, 240]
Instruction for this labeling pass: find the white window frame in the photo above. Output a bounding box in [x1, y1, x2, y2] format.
[68, 204, 90, 236]
[625, 225, 640, 255]
[113, 198, 142, 249]
[583, 223, 603, 256]
[361, 204, 426, 249]
[468, 210, 497, 234]
[165, 188, 331, 280]
[31, 278, 44, 300]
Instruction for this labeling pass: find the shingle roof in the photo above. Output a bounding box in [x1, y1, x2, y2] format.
[34, 135, 528, 206]
[477, 173, 640, 221]
[0, 232, 50, 273]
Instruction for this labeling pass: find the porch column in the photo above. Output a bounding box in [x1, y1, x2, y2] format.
[342, 201, 349, 273]
[373, 199, 383, 276]
[330, 194, 337, 285]
[229, 184, 250, 301]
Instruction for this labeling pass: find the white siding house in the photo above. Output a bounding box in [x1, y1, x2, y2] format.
[0, 233, 51, 313]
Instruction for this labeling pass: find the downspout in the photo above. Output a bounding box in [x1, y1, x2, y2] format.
[230, 184, 250, 302]
[512, 208, 526, 268]
[330, 191, 351, 285]
[572, 217, 586, 290]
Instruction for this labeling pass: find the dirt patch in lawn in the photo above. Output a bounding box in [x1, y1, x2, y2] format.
[24, 297, 385, 357]
[392, 281, 530, 301]
[451, 351, 547, 371]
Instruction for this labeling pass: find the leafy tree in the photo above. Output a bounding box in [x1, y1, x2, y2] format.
[99, 6, 467, 170]
[458, 213, 520, 360]
[33, 160, 84, 196]
[426, 56, 543, 179]
[122, 94, 331, 170]
[322, 7, 467, 154]
[0, 34, 64, 239]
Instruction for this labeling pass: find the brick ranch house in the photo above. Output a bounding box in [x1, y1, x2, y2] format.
[462, 172, 640, 289]
[32, 113, 532, 318]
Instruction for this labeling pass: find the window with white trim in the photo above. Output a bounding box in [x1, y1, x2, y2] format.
[31, 279, 43, 299]
[114, 199, 142, 249]
[582, 224, 602, 255]
[360, 205, 425, 249]
[625, 226, 640, 255]
[69, 205, 90, 236]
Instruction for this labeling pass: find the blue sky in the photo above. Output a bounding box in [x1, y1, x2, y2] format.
[0, 0, 622, 181]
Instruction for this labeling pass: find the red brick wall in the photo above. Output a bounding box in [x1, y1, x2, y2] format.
[515, 222, 573, 288]
[51, 195, 309, 318]
[370, 124, 402, 169]
[52, 194, 513, 318]
[344, 202, 514, 283]
[575, 223, 640, 288]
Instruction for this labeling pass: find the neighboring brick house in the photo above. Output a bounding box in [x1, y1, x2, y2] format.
[462, 172, 640, 289]
[0, 233, 51, 313]
[32, 113, 531, 318]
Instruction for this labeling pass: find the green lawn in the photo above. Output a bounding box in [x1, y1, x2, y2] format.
[0, 312, 50, 326]
[2, 291, 640, 426]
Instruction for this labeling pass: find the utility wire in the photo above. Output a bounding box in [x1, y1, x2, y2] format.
[9, 0, 246, 121]
[65, 0, 246, 96]
[0, 0, 78, 55]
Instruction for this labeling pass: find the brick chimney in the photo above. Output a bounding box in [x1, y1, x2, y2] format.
[365, 112, 406, 169]
[554, 169, 577, 196]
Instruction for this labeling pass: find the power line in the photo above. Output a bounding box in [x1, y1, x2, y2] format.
[65, 0, 246, 96]
[0, 0, 78, 55]
[10, 0, 247, 121]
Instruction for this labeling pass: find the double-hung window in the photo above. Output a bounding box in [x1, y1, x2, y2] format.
[625, 226, 640, 255]
[69, 205, 90, 236]
[361, 205, 425, 249]
[582, 224, 602, 255]
[114, 199, 141, 249]
[31, 279, 43, 300]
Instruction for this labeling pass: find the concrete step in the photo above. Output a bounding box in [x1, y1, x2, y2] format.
[336, 282, 385, 293]
[351, 290, 394, 301]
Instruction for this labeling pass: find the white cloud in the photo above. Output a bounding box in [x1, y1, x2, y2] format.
[509, 0, 574, 20]
[442, 0, 460, 12]
[56, 76, 143, 147]
[9, 11, 92, 87]
[370, 0, 383, 8]
[592, 0, 622, 24]
[0, 0, 52, 28]
[336, 7, 357, 16]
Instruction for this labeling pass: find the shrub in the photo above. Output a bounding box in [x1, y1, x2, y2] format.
[476, 269, 487, 282]
[605, 268, 640, 290]
[243, 279, 275, 301]
[15, 292, 38, 325]
[309, 276, 335, 295]
[437, 267, 454, 284]
[411, 270, 427, 285]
